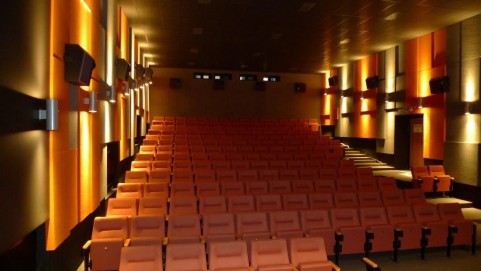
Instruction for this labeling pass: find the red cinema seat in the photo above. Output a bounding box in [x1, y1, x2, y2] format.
[199, 195, 227, 215]
[290, 237, 339, 271]
[238, 169, 259, 182]
[377, 177, 398, 191]
[357, 176, 378, 192]
[106, 198, 138, 217]
[269, 180, 292, 194]
[437, 203, 476, 255]
[194, 169, 216, 183]
[386, 205, 422, 261]
[167, 214, 201, 244]
[308, 193, 334, 210]
[331, 208, 365, 261]
[165, 243, 207, 271]
[125, 170, 148, 184]
[256, 194, 283, 212]
[209, 240, 250, 271]
[411, 166, 436, 193]
[269, 211, 303, 239]
[236, 212, 271, 243]
[138, 197, 168, 216]
[250, 239, 292, 271]
[358, 191, 383, 207]
[203, 213, 236, 251]
[413, 204, 449, 259]
[381, 190, 405, 206]
[283, 193, 309, 211]
[168, 197, 198, 215]
[221, 181, 245, 196]
[228, 195, 256, 213]
[360, 207, 394, 254]
[300, 210, 335, 256]
[196, 182, 220, 198]
[143, 182, 169, 198]
[170, 182, 195, 198]
[404, 189, 428, 205]
[129, 215, 165, 246]
[292, 180, 314, 193]
[116, 183, 143, 199]
[428, 165, 453, 194]
[245, 181, 269, 195]
[119, 246, 163, 271]
[334, 192, 358, 208]
[149, 169, 171, 183]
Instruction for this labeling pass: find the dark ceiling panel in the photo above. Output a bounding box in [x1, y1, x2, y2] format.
[119, 0, 481, 73]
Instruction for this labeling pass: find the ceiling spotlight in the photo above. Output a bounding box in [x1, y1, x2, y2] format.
[339, 39, 350, 45]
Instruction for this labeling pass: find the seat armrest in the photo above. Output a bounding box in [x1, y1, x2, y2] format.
[362, 257, 380, 271]
[82, 240, 92, 252]
[124, 238, 131, 247]
[81, 240, 92, 271]
[329, 261, 341, 271]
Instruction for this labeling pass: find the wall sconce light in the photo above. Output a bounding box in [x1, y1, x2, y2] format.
[100, 82, 116, 103]
[385, 93, 390, 103]
[465, 102, 471, 115]
[123, 85, 130, 96]
[83, 90, 98, 113]
[134, 64, 145, 80]
[360, 91, 364, 100]
[417, 97, 423, 109]
[38, 99, 59, 130]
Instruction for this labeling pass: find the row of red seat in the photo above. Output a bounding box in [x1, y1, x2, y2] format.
[119, 237, 338, 271]
[116, 178, 399, 204]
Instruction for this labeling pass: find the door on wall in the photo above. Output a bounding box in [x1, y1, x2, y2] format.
[394, 114, 423, 169]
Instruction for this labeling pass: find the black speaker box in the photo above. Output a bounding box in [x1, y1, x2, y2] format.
[255, 81, 266, 91]
[169, 78, 182, 89]
[134, 64, 145, 80]
[63, 44, 96, 86]
[295, 82, 306, 92]
[328, 76, 338, 87]
[144, 68, 154, 79]
[213, 79, 225, 90]
[116, 58, 130, 81]
[365, 76, 379, 89]
[429, 76, 449, 94]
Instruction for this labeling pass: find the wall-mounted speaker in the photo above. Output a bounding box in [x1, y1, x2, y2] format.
[134, 64, 145, 80]
[328, 76, 338, 87]
[169, 78, 182, 89]
[213, 79, 225, 90]
[255, 81, 266, 91]
[144, 68, 154, 79]
[429, 76, 449, 94]
[365, 76, 379, 89]
[116, 58, 130, 81]
[294, 82, 306, 92]
[63, 44, 96, 86]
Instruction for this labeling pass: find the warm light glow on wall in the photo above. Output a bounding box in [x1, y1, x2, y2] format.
[419, 69, 431, 97]
[360, 97, 369, 112]
[463, 63, 477, 102]
[464, 114, 480, 143]
[79, 1, 91, 53]
[340, 65, 350, 90]
[79, 111, 92, 219]
[81, 0, 91, 13]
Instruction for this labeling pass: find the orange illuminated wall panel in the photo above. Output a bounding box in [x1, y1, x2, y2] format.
[354, 54, 378, 138]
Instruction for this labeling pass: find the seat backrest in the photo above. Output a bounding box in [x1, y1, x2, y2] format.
[283, 193, 309, 210]
[259, 169, 279, 181]
[216, 169, 238, 182]
[256, 194, 283, 212]
[212, 160, 231, 170]
[336, 177, 358, 192]
[300, 209, 332, 232]
[221, 181, 245, 196]
[167, 214, 201, 239]
[359, 207, 389, 226]
[168, 197, 198, 215]
[299, 168, 320, 180]
[319, 168, 338, 181]
[269, 160, 287, 169]
[245, 181, 269, 195]
[411, 166, 430, 178]
[92, 216, 129, 240]
[268, 180, 292, 194]
[250, 239, 290, 268]
[308, 192, 334, 209]
[171, 169, 194, 183]
[199, 195, 227, 215]
[381, 190, 405, 206]
[138, 197, 168, 216]
[403, 189, 426, 205]
[228, 195, 255, 213]
[236, 212, 269, 235]
[334, 192, 359, 208]
[165, 243, 207, 271]
[116, 183, 143, 199]
[125, 171, 148, 183]
[386, 205, 415, 224]
[143, 182, 169, 198]
[337, 166, 356, 180]
[202, 213, 236, 238]
[170, 182, 196, 198]
[249, 160, 268, 170]
[119, 246, 163, 271]
[428, 165, 448, 176]
[290, 237, 328, 267]
[331, 208, 360, 228]
[151, 160, 171, 171]
[437, 203, 465, 221]
[130, 215, 165, 239]
[356, 167, 374, 179]
[358, 191, 383, 207]
[209, 240, 249, 271]
[413, 204, 440, 223]
[269, 211, 302, 233]
[194, 169, 216, 183]
[279, 169, 299, 181]
[357, 177, 378, 191]
[377, 176, 398, 191]
[196, 182, 220, 198]
[106, 198, 138, 217]
[131, 161, 152, 173]
[149, 169, 171, 183]
[135, 153, 155, 162]
[292, 180, 314, 193]
[288, 160, 305, 169]
[237, 169, 259, 182]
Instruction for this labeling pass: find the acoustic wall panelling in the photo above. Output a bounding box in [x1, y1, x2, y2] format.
[354, 54, 378, 138]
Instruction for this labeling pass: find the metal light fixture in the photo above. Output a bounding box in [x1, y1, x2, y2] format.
[465, 102, 471, 115]
[38, 99, 59, 130]
[417, 97, 423, 109]
[83, 90, 97, 113]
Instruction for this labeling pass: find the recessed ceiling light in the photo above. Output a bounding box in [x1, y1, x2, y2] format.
[339, 39, 350, 45]
[298, 2, 317, 12]
[193, 27, 203, 35]
[384, 12, 398, 21]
